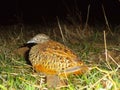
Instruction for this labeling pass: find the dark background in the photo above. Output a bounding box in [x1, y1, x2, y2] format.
[0, 0, 119, 26]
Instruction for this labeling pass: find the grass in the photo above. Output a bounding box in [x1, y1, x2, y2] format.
[0, 24, 120, 90]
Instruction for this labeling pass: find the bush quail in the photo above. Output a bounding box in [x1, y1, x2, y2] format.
[27, 34, 88, 77]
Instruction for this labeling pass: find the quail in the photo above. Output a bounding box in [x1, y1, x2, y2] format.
[27, 34, 88, 77]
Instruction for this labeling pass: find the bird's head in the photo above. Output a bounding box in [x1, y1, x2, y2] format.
[27, 34, 50, 44]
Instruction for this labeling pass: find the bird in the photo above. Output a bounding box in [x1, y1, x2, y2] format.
[26, 33, 88, 88]
[27, 34, 88, 88]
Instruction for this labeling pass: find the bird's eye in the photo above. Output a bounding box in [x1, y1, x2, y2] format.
[35, 38, 39, 41]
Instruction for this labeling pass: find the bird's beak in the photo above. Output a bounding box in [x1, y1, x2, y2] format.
[27, 40, 36, 44]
